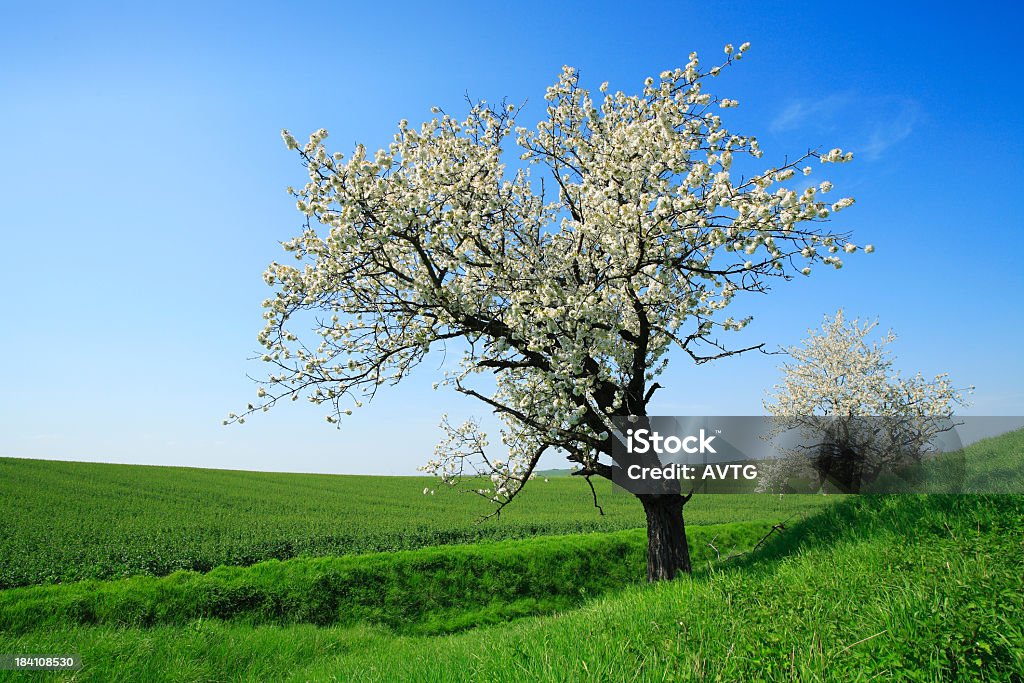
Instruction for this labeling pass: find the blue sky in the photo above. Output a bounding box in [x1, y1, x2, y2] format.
[2, 1, 1022, 475]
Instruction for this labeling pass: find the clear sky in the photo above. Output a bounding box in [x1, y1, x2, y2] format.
[2, 1, 1022, 475]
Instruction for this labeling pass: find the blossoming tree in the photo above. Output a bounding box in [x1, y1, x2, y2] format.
[760, 310, 972, 493]
[233, 43, 866, 580]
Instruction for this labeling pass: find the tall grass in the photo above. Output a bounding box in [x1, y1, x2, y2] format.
[0, 495, 1020, 681]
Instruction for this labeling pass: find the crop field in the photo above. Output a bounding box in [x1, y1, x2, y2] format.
[0, 457, 832, 588]
[0, 430, 1021, 681]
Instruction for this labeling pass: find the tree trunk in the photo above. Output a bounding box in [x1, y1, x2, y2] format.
[638, 493, 691, 581]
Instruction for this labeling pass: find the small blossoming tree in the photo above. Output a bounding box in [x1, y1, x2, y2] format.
[233, 43, 866, 581]
[760, 310, 972, 493]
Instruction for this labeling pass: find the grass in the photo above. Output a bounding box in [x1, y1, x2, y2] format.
[0, 522, 772, 637]
[954, 426, 1024, 493]
[0, 456, 831, 588]
[0, 429, 1020, 680]
[0, 495, 1020, 681]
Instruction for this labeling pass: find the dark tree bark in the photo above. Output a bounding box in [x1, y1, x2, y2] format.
[638, 493, 692, 581]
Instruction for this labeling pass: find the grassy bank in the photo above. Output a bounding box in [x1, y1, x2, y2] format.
[0, 456, 830, 588]
[0, 522, 771, 636]
[1, 495, 1020, 681]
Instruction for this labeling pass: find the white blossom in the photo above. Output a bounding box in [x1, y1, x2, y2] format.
[760, 311, 971, 492]
[235, 51, 865, 512]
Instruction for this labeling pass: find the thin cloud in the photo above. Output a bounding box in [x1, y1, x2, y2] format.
[770, 93, 854, 134]
[770, 93, 920, 162]
[860, 101, 919, 161]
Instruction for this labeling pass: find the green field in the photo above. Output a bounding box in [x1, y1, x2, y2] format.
[0, 431, 1022, 681]
[0, 458, 830, 588]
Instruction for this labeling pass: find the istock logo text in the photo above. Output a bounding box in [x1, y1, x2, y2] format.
[625, 428, 717, 455]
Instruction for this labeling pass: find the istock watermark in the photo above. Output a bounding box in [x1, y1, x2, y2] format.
[624, 427, 718, 455]
[608, 416, 1024, 496]
[624, 462, 759, 482]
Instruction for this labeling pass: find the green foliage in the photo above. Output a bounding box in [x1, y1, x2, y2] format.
[0, 495, 1020, 681]
[0, 457, 828, 588]
[0, 523, 770, 636]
